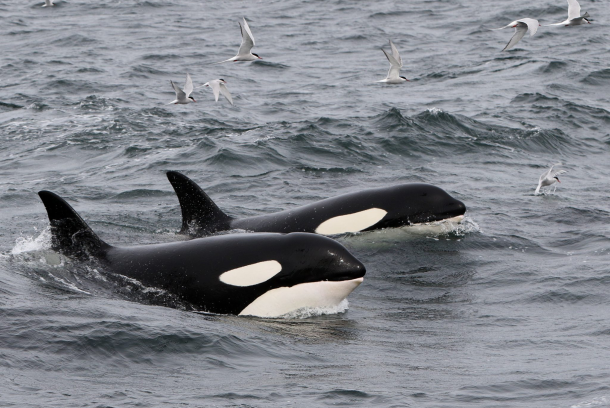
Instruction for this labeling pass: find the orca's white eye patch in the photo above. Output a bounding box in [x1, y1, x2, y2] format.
[219, 260, 282, 287]
[315, 208, 387, 235]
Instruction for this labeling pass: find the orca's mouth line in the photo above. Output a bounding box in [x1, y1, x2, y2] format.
[282, 271, 365, 287]
[323, 275, 365, 283]
[322, 277, 364, 284]
[405, 214, 465, 227]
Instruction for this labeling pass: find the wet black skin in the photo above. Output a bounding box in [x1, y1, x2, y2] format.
[37, 191, 365, 315]
[232, 184, 466, 233]
[166, 172, 467, 237]
[105, 233, 365, 315]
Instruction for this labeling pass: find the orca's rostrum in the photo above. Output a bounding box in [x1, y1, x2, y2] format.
[37, 191, 365, 317]
[167, 171, 466, 237]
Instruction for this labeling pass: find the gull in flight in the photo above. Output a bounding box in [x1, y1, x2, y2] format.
[493, 18, 540, 51]
[218, 18, 262, 63]
[378, 40, 409, 84]
[42, 0, 55, 6]
[200, 79, 233, 105]
[169, 73, 196, 104]
[547, 0, 591, 26]
[535, 163, 567, 194]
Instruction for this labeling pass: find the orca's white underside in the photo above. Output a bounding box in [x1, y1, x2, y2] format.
[404, 214, 465, 232]
[239, 277, 364, 318]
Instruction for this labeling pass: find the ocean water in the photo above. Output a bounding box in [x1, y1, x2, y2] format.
[1, 0, 610, 406]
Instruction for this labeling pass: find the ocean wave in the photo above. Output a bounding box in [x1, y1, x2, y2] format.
[41, 79, 111, 94]
[582, 68, 610, 86]
[250, 60, 289, 70]
[570, 396, 610, 408]
[141, 53, 182, 61]
[50, 34, 97, 47]
[296, 165, 363, 174]
[526, 288, 595, 304]
[0, 318, 278, 365]
[124, 64, 169, 78]
[318, 389, 379, 403]
[0, 101, 23, 111]
[76, 95, 117, 111]
[369, 107, 584, 156]
[110, 189, 174, 200]
[538, 61, 568, 74]
[512, 93, 610, 126]
[134, 1, 166, 8]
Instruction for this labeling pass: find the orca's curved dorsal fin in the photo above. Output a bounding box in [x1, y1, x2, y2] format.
[38, 191, 111, 260]
[166, 171, 233, 236]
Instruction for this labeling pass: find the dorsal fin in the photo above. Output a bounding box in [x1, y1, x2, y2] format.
[38, 191, 110, 260]
[166, 171, 233, 236]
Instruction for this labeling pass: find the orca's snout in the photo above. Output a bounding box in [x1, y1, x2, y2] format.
[453, 199, 467, 216]
[282, 232, 366, 283]
[347, 255, 366, 277]
[331, 251, 366, 281]
[437, 197, 466, 221]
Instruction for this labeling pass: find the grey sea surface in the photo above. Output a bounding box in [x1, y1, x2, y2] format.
[1, 0, 610, 406]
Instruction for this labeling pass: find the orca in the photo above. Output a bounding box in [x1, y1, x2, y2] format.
[166, 171, 467, 237]
[37, 191, 365, 317]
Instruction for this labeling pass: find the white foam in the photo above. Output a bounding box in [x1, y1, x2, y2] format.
[403, 215, 480, 236]
[341, 215, 479, 248]
[9, 228, 68, 267]
[117, 274, 170, 296]
[45, 273, 91, 295]
[570, 396, 610, 408]
[11, 227, 52, 255]
[427, 107, 443, 115]
[85, 266, 107, 282]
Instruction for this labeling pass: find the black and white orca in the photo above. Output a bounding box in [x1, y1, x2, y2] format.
[37, 191, 365, 317]
[166, 171, 467, 237]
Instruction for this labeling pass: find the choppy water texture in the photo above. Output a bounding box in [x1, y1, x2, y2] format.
[1, 0, 610, 406]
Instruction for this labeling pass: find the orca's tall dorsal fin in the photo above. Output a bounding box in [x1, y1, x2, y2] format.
[166, 171, 233, 236]
[38, 191, 111, 260]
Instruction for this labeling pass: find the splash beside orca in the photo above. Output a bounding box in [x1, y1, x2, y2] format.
[37, 191, 365, 317]
[166, 171, 466, 237]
